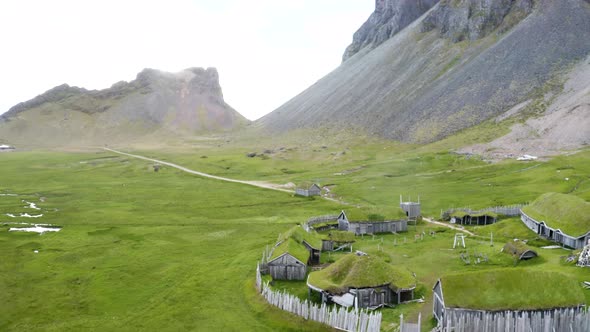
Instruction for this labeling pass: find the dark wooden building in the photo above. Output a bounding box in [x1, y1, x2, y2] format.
[337, 210, 408, 235]
[521, 210, 590, 249]
[432, 271, 585, 331]
[308, 254, 416, 309]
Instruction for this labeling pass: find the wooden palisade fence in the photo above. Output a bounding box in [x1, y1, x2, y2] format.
[442, 308, 590, 332]
[256, 264, 381, 332]
[444, 204, 525, 218]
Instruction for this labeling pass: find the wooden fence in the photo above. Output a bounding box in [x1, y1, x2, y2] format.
[443, 204, 525, 219]
[255, 264, 381, 332]
[442, 307, 590, 332]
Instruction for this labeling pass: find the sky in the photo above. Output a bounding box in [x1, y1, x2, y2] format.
[0, 0, 373, 120]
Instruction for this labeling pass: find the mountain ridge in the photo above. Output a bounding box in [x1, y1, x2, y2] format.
[260, 0, 590, 150]
[0, 67, 248, 147]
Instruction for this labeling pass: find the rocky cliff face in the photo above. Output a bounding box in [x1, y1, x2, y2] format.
[421, 0, 534, 42]
[261, 0, 590, 147]
[0, 68, 248, 147]
[343, 0, 439, 61]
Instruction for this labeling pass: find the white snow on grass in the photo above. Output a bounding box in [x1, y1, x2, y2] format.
[23, 201, 41, 210]
[9, 225, 61, 234]
[0, 193, 18, 196]
[5, 213, 43, 218]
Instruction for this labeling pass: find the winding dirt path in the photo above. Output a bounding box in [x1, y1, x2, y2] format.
[422, 217, 475, 236]
[103, 148, 294, 194]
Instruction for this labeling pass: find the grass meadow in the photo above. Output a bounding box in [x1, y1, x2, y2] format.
[1, 139, 589, 331]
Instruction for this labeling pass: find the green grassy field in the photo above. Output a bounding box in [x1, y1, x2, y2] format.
[0, 152, 336, 331]
[1, 140, 589, 331]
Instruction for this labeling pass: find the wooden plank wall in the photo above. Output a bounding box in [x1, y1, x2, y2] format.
[256, 264, 382, 332]
[443, 307, 590, 332]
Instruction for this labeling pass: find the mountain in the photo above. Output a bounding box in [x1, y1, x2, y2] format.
[343, 0, 439, 61]
[259, 0, 590, 151]
[0, 68, 248, 147]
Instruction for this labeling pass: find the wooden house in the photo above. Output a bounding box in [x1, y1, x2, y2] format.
[295, 183, 322, 197]
[521, 210, 590, 249]
[266, 226, 323, 280]
[449, 211, 497, 226]
[308, 254, 416, 309]
[520, 193, 590, 249]
[337, 210, 408, 235]
[267, 238, 309, 280]
[433, 270, 585, 331]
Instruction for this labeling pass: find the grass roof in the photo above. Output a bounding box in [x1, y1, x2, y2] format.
[344, 206, 407, 222]
[522, 193, 590, 237]
[503, 240, 536, 258]
[286, 226, 322, 249]
[308, 254, 415, 294]
[321, 231, 355, 243]
[270, 238, 310, 264]
[441, 269, 585, 311]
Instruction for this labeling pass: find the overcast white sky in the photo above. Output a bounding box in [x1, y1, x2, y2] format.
[0, 0, 373, 120]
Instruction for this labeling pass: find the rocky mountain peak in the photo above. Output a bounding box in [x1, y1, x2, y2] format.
[343, 0, 440, 61]
[421, 0, 534, 42]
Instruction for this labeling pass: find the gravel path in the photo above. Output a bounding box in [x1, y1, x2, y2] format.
[423, 217, 475, 236]
[103, 148, 294, 194]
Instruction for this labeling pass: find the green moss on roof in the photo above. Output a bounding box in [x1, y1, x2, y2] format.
[270, 238, 310, 264]
[289, 226, 322, 249]
[308, 254, 415, 294]
[441, 269, 585, 311]
[503, 240, 536, 258]
[522, 193, 590, 237]
[321, 231, 355, 243]
[344, 206, 406, 222]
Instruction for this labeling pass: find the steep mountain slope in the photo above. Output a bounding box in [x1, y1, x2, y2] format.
[260, 0, 590, 146]
[460, 55, 590, 159]
[343, 0, 439, 61]
[0, 68, 248, 147]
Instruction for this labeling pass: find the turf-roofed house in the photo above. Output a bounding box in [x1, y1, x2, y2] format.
[307, 253, 416, 309]
[295, 182, 322, 197]
[337, 207, 410, 235]
[520, 193, 590, 249]
[264, 226, 322, 280]
[432, 270, 586, 331]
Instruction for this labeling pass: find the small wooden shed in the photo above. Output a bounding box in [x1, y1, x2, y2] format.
[295, 183, 322, 197]
[267, 238, 309, 280]
[308, 254, 416, 309]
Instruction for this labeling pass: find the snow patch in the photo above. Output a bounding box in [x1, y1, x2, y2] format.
[5, 213, 43, 218]
[23, 201, 41, 210]
[9, 225, 61, 234]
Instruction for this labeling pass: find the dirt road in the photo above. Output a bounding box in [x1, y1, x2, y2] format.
[103, 148, 294, 194]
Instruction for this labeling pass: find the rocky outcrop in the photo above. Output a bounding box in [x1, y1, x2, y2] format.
[0, 67, 248, 147]
[343, 0, 439, 61]
[421, 0, 534, 42]
[260, 0, 590, 145]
